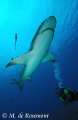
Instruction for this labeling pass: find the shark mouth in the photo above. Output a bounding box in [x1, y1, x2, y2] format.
[41, 27, 54, 34]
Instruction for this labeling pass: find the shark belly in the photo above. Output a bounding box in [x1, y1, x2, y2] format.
[34, 28, 54, 53]
[21, 28, 54, 80]
[20, 50, 44, 80]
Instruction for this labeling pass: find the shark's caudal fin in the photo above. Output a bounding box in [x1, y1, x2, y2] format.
[42, 52, 55, 63]
[6, 51, 32, 67]
[12, 79, 23, 92]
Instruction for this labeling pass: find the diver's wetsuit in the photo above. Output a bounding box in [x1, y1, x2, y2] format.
[55, 87, 78, 105]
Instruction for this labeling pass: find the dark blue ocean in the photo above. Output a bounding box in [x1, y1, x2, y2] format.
[0, 0, 78, 120]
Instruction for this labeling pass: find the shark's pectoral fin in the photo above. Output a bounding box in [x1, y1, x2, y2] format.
[42, 52, 55, 63]
[6, 51, 32, 67]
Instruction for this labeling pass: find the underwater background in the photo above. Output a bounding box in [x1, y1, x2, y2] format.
[0, 0, 78, 119]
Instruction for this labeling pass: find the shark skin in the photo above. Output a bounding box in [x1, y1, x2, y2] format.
[6, 16, 56, 91]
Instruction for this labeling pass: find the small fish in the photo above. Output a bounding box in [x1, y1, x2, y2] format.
[11, 82, 15, 84]
[12, 57, 13, 60]
[11, 99, 14, 102]
[14, 33, 17, 50]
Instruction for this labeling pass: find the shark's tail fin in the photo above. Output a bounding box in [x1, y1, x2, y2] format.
[12, 79, 22, 92]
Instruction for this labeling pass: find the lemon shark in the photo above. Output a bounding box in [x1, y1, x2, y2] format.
[6, 16, 56, 91]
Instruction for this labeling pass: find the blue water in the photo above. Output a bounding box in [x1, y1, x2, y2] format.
[0, 0, 78, 119]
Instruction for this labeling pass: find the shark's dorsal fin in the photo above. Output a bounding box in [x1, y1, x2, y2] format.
[6, 51, 32, 67]
[42, 52, 55, 63]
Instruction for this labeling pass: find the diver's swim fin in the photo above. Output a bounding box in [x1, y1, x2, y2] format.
[12, 79, 22, 92]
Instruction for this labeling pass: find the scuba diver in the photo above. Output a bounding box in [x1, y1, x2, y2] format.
[55, 87, 78, 105]
[14, 33, 17, 50]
